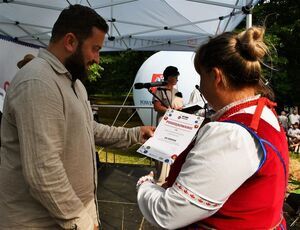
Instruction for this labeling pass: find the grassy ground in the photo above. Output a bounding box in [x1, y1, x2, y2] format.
[91, 95, 153, 165]
[96, 145, 154, 166]
[289, 152, 300, 193]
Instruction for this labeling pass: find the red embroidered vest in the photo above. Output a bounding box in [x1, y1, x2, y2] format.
[166, 98, 289, 229]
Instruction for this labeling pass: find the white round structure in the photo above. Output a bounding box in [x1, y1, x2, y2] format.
[133, 51, 202, 125]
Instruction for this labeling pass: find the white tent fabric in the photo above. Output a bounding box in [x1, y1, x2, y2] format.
[0, 37, 38, 112]
[0, 37, 38, 88]
[0, 0, 259, 51]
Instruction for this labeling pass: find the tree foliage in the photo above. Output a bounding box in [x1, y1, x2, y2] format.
[252, 0, 300, 107]
[88, 63, 104, 82]
[85, 51, 153, 96]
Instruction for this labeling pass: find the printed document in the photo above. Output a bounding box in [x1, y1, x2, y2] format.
[137, 109, 204, 164]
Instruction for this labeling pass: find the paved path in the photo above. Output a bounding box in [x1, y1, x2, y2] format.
[97, 165, 162, 230]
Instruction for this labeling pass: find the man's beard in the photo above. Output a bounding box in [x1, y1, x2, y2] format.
[65, 45, 88, 82]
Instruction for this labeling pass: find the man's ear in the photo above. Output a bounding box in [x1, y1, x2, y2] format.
[63, 33, 78, 53]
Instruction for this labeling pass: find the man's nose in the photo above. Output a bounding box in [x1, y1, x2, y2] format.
[94, 52, 100, 64]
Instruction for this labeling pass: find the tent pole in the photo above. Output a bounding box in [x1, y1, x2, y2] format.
[246, 0, 253, 29]
[246, 13, 252, 29]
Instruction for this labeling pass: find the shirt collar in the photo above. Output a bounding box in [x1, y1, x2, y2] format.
[38, 48, 72, 79]
[210, 95, 261, 121]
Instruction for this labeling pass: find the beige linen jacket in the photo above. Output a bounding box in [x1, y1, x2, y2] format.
[0, 49, 141, 229]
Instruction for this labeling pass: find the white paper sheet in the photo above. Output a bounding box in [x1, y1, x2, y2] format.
[137, 109, 204, 164]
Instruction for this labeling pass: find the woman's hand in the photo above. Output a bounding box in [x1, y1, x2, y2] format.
[136, 171, 156, 190]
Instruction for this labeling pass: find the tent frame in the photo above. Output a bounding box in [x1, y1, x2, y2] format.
[0, 0, 256, 51]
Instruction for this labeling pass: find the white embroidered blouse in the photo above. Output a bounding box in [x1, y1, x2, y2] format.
[137, 95, 280, 229]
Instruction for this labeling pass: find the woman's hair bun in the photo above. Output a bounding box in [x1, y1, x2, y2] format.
[236, 27, 268, 61]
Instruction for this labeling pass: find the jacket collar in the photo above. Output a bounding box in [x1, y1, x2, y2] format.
[38, 48, 72, 79]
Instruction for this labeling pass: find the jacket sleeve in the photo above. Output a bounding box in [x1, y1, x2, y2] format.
[93, 121, 141, 148]
[10, 79, 94, 229]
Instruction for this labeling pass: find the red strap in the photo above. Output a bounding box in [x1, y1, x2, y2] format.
[219, 97, 277, 132]
[249, 97, 266, 131]
[249, 98, 277, 132]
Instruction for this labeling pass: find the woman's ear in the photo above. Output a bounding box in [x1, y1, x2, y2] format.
[211, 67, 226, 89]
[63, 33, 78, 53]
[211, 67, 221, 85]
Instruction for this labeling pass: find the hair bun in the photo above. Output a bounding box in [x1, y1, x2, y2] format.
[236, 27, 267, 61]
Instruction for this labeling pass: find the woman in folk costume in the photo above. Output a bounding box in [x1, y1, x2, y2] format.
[136, 26, 289, 229]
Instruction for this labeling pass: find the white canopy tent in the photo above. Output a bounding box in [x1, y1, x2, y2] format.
[0, 38, 38, 89]
[0, 0, 260, 120]
[0, 0, 259, 51]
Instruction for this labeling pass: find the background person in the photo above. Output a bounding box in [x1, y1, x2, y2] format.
[172, 91, 184, 110]
[0, 5, 154, 230]
[188, 85, 202, 104]
[136, 27, 289, 229]
[287, 122, 300, 152]
[289, 109, 300, 126]
[17, 54, 35, 69]
[278, 110, 289, 132]
[153, 66, 181, 125]
[152, 66, 182, 184]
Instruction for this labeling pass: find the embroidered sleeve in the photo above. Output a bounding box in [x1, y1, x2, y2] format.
[173, 181, 223, 210]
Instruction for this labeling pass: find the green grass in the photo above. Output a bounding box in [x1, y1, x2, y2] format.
[92, 95, 153, 166]
[90, 94, 134, 105]
[290, 152, 300, 160]
[96, 145, 154, 166]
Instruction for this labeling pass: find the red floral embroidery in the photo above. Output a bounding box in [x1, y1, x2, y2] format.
[175, 181, 221, 208]
[171, 154, 178, 160]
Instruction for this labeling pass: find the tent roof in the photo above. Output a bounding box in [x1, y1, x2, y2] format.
[0, 0, 259, 51]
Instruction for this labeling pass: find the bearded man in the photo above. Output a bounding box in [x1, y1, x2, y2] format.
[0, 5, 154, 230]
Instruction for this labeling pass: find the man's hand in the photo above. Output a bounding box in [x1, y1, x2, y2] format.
[140, 126, 155, 143]
[94, 224, 98, 230]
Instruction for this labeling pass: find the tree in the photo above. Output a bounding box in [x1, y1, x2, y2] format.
[253, 0, 300, 107]
[85, 51, 153, 97]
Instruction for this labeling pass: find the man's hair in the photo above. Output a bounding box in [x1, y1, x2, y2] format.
[163, 66, 179, 81]
[50, 4, 109, 43]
